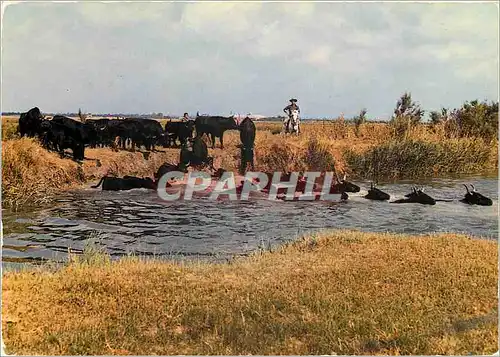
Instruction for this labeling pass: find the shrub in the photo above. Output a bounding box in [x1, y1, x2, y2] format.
[429, 101, 498, 141]
[390, 92, 424, 139]
[303, 137, 337, 171]
[455, 100, 498, 142]
[354, 108, 367, 137]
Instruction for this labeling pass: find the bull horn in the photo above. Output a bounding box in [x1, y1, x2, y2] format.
[471, 184, 476, 192]
[343, 173, 347, 181]
[463, 184, 470, 194]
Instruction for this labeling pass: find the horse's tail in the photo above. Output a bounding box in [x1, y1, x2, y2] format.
[91, 176, 106, 189]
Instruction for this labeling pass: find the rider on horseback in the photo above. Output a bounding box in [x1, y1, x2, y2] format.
[283, 98, 301, 134]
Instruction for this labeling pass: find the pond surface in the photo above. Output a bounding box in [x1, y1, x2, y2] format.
[2, 175, 498, 268]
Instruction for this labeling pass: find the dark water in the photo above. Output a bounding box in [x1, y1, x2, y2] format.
[1, 175, 498, 267]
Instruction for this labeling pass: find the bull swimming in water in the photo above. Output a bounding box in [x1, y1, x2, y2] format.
[91, 175, 156, 191]
[392, 186, 436, 205]
[460, 184, 493, 206]
[364, 182, 391, 201]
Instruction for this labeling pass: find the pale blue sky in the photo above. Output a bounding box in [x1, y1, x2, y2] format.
[2, 1, 498, 119]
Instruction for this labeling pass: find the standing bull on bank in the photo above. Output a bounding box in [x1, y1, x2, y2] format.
[42, 115, 98, 161]
[194, 113, 239, 149]
[124, 118, 165, 151]
[239, 116, 256, 174]
[164, 119, 195, 147]
[18, 107, 44, 138]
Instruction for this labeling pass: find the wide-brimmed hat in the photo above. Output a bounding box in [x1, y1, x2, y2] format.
[289, 98, 298, 102]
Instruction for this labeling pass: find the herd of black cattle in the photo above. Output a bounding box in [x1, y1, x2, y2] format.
[17, 106, 255, 172]
[15, 107, 493, 206]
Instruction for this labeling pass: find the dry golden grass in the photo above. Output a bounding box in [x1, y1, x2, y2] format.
[209, 121, 395, 174]
[1, 137, 180, 208]
[2, 138, 86, 207]
[1, 116, 19, 140]
[2, 230, 498, 355]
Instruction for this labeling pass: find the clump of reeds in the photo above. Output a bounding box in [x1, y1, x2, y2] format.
[258, 140, 306, 172]
[257, 136, 343, 173]
[302, 136, 337, 171]
[344, 138, 498, 180]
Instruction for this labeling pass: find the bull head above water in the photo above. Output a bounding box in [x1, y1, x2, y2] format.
[460, 184, 493, 206]
[393, 186, 436, 205]
[332, 171, 361, 193]
[365, 182, 391, 201]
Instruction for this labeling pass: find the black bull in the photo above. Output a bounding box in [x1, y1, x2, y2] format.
[164, 120, 195, 147]
[18, 107, 44, 138]
[392, 187, 436, 205]
[38, 115, 98, 161]
[364, 183, 391, 201]
[122, 118, 165, 150]
[179, 136, 214, 169]
[461, 184, 493, 206]
[39, 120, 85, 161]
[51, 115, 98, 145]
[91, 176, 156, 191]
[195, 115, 239, 149]
[239, 117, 256, 174]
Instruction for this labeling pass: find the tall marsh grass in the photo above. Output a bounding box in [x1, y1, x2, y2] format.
[258, 137, 340, 173]
[345, 138, 498, 180]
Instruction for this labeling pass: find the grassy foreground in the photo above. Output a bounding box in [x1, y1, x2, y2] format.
[2, 230, 498, 355]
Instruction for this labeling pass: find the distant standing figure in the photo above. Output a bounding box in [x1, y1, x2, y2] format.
[283, 98, 301, 135]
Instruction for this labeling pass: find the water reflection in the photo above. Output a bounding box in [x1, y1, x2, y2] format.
[2, 176, 498, 266]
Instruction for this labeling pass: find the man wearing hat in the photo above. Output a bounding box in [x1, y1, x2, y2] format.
[283, 98, 301, 134]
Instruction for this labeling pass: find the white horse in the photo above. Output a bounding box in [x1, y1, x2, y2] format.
[283, 109, 300, 135]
